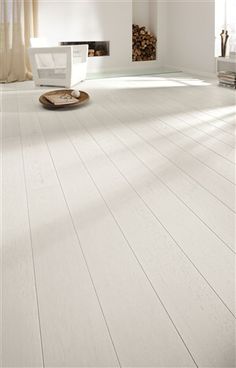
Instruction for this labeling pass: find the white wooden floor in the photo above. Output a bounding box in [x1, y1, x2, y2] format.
[1, 73, 236, 367]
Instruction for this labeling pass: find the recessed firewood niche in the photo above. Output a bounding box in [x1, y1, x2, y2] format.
[132, 0, 158, 62]
[62, 1, 158, 62]
[132, 24, 157, 61]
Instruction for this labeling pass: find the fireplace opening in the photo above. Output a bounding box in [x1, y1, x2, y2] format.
[60, 41, 110, 57]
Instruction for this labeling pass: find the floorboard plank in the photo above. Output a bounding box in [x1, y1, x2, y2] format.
[56, 108, 235, 367]
[2, 128, 43, 366]
[2, 73, 235, 368]
[75, 105, 235, 312]
[39, 109, 196, 368]
[17, 94, 120, 368]
[97, 102, 235, 250]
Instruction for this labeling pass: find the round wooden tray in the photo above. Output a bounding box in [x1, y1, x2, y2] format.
[39, 89, 89, 109]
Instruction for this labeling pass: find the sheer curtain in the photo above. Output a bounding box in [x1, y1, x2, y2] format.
[215, 0, 236, 57]
[0, 0, 38, 82]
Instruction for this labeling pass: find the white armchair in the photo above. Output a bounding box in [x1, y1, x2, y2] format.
[28, 39, 88, 87]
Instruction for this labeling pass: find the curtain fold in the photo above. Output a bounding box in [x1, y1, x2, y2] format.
[0, 0, 38, 83]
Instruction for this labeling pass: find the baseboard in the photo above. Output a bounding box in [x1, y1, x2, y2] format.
[86, 64, 217, 80]
[164, 64, 217, 79]
[86, 65, 180, 80]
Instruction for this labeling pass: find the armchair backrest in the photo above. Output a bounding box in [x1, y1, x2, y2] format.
[28, 41, 89, 87]
[30, 38, 56, 68]
[28, 46, 73, 87]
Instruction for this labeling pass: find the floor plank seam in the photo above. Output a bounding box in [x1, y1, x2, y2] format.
[98, 104, 235, 212]
[3, 75, 235, 367]
[152, 93, 235, 140]
[148, 107, 235, 149]
[74, 110, 236, 318]
[17, 90, 46, 368]
[95, 105, 235, 254]
[150, 113, 235, 159]
[57, 113, 199, 368]
[36, 113, 122, 368]
[107, 100, 235, 183]
[114, 90, 234, 163]
[163, 87, 236, 132]
[146, 117, 236, 185]
[127, 99, 235, 164]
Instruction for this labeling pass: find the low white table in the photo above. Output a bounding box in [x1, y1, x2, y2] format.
[216, 57, 236, 73]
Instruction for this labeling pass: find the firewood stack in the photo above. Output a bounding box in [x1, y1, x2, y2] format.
[132, 24, 157, 61]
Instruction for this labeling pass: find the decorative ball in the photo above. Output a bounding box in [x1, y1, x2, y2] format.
[71, 90, 81, 98]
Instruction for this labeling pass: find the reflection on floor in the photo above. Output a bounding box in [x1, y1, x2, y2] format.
[2, 73, 236, 367]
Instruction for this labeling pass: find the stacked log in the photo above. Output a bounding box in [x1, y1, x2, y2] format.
[132, 24, 157, 61]
[88, 47, 106, 57]
[88, 49, 95, 57]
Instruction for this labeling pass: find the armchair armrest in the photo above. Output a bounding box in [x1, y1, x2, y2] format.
[72, 45, 88, 63]
[28, 44, 88, 87]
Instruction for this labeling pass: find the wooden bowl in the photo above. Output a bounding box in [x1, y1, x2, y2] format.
[39, 89, 89, 109]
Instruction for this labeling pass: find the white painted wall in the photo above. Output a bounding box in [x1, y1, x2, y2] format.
[38, 0, 132, 74]
[132, 1, 150, 29]
[163, 0, 216, 76]
[38, 0, 217, 76]
[215, 0, 236, 57]
[38, 0, 164, 76]
[132, 0, 158, 37]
